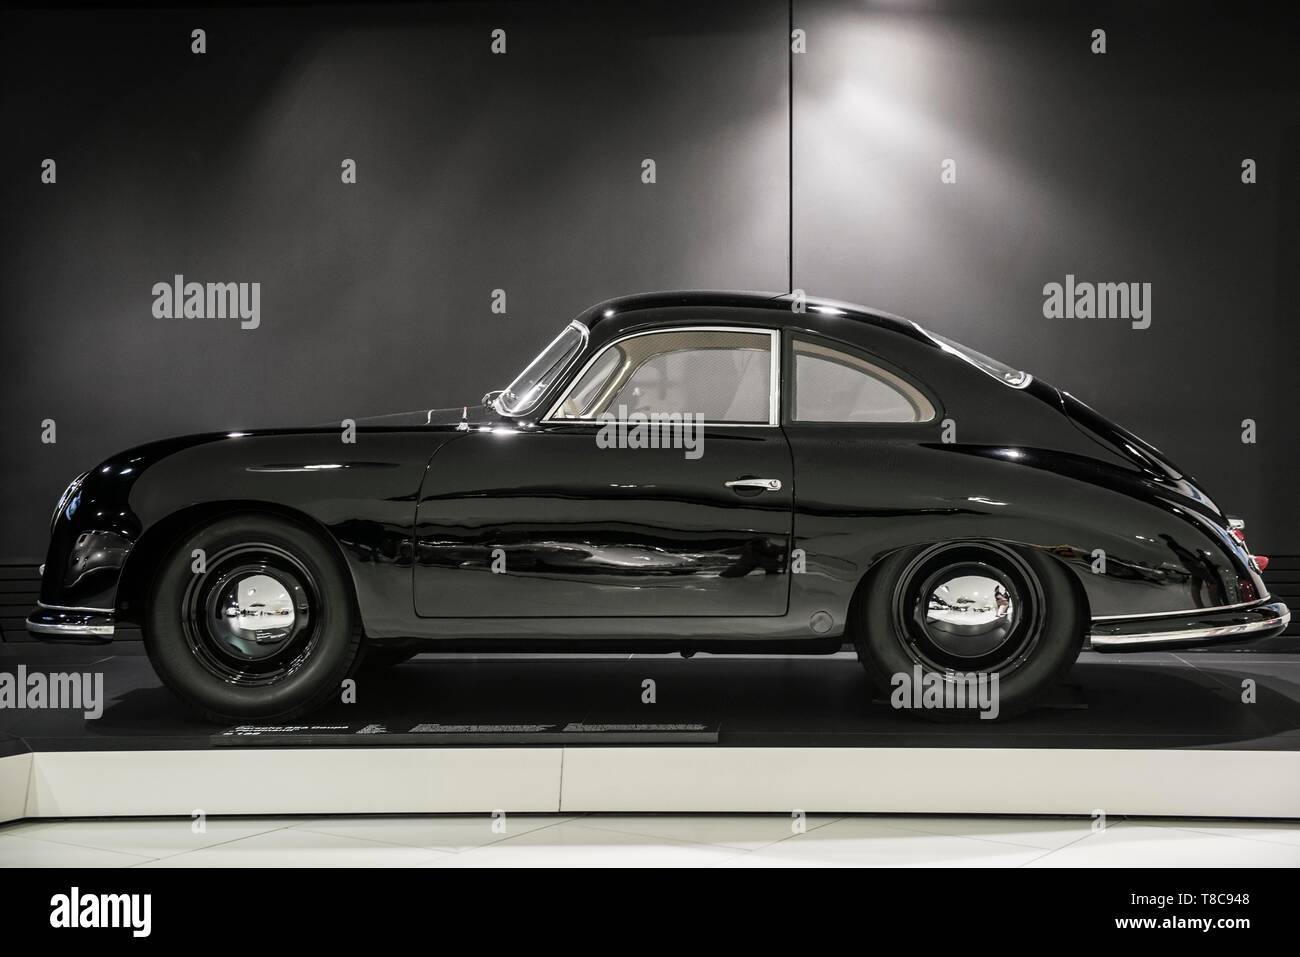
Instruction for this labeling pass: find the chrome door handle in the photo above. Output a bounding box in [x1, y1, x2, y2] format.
[725, 478, 782, 492]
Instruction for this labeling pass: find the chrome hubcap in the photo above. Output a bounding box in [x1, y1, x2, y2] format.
[215, 573, 297, 659]
[893, 543, 1044, 676]
[923, 573, 1017, 658]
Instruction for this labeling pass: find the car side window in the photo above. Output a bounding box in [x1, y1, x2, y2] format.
[551, 329, 774, 424]
[791, 338, 935, 423]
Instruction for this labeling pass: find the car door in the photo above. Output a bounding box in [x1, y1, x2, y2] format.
[413, 326, 794, 618]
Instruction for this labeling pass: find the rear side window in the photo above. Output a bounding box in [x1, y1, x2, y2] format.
[791, 338, 935, 423]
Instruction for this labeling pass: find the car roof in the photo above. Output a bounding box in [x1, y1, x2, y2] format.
[578, 290, 929, 343]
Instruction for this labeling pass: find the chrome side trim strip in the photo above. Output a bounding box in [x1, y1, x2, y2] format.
[1089, 611, 1289, 648]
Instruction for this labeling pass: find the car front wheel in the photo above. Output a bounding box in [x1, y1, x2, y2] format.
[853, 541, 1085, 720]
[144, 514, 362, 723]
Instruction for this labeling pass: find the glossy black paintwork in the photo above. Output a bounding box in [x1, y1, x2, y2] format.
[414, 424, 793, 618]
[35, 291, 1269, 645]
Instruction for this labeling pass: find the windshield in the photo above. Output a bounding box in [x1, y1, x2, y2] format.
[915, 324, 1032, 389]
[496, 321, 588, 415]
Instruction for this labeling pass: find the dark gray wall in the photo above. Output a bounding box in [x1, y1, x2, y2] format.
[794, 0, 1300, 553]
[2, 0, 1297, 563]
[0, 0, 790, 561]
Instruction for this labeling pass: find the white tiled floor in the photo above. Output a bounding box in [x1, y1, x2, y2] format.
[2, 814, 1299, 867]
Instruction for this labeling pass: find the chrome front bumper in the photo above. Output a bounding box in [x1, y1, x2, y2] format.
[1089, 599, 1290, 651]
[26, 603, 115, 641]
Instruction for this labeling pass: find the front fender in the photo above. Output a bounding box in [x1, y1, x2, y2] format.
[39, 459, 144, 613]
[36, 428, 459, 638]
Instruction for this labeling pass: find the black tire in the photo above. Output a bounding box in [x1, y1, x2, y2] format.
[852, 541, 1084, 721]
[143, 514, 362, 723]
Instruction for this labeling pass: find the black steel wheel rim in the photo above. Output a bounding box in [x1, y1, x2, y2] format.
[180, 542, 320, 686]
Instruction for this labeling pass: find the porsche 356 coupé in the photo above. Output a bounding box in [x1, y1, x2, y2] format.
[29, 292, 1288, 721]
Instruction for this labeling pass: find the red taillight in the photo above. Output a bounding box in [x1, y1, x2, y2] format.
[1227, 518, 1267, 574]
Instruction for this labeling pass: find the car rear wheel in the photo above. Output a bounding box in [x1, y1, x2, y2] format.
[143, 514, 362, 723]
[853, 541, 1084, 720]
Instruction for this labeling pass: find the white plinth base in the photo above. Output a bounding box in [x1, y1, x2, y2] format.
[1, 746, 1297, 821]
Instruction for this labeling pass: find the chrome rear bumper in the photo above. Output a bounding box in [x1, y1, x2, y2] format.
[1089, 600, 1290, 651]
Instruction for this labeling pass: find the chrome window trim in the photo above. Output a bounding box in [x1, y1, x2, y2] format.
[789, 335, 938, 425]
[494, 320, 590, 418]
[912, 321, 1033, 390]
[542, 325, 782, 428]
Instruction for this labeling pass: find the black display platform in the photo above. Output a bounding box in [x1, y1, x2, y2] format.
[2, 642, 1298, 753]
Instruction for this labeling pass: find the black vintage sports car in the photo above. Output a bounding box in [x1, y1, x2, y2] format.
[28, 291, 1289, 721]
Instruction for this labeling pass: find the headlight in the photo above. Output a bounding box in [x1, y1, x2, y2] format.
[51, 471, 89, 531]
